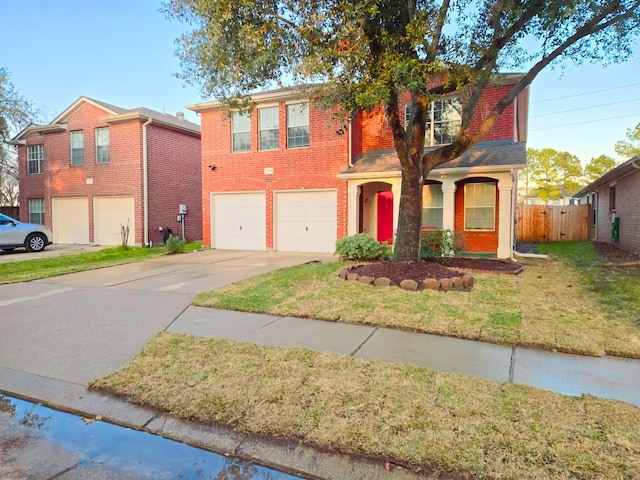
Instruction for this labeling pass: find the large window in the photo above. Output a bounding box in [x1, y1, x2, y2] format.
[232, 112, 251, 152]
[71, 131, 84, 165]
[96, 127, 110, 163]
[464, 183, 496, 230]
[405, 97, 462, 146]
[287, 103, 309, 148]
[258, 107, 279, 151]
[28, 198, 45, 225]
[422, 184, 443, 229]
[27, 145, 44, 174]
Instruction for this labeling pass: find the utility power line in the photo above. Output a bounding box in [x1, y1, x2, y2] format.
[530, 113, 639, 132]
[531, 98, 640, 118]
[532, 82, 640, 104]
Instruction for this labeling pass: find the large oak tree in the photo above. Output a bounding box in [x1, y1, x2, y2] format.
[164, 0, 640, 261]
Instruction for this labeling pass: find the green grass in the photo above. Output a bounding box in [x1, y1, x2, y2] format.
[0, 246, 167, 283]
[91, 332, 640, 480]
[194, 244, 640, 358]
[538, 242, 640, 326]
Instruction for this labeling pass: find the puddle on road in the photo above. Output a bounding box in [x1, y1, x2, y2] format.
[1, 394, 304, 479]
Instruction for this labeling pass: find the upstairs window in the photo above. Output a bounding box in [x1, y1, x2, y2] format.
[259, 107, 279, 151]
[96, 127, 110, 163]
[27, 145, 44, 174]
[71, 131, 84, 165]
[464, 183, 496, 231]
[287, 103, 309, 148]
[28, 198, 45, 225]
[232, 112, 251, 152]
[405, 97, 462, 146]
[422, 184, 443, 229]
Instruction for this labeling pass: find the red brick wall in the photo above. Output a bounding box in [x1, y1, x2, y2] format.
[200, 100, 349, 247]
[361, 85, 515, 152]
[17, 133, 46, 222]
[454, 180, 499, 253]
[595, 170, 640, 254]
[147, 124, 202, 244]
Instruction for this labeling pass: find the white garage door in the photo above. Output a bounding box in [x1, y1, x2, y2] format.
[275, 190, 337, 253]
[94, 196, 135, 246]
[211, 192, 266, 250]
[52, 197, 89, 244]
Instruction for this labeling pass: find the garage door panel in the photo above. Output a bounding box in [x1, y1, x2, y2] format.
[94, 196, 135, 246]
[275, 191, 337, 253]
[212, 193, 266, 250]
[52, 198, 89, 244]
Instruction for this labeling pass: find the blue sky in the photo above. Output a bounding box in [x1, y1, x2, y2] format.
[2, 0, 639, 164]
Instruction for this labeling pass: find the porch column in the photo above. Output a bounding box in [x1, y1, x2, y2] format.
[347, 182, 359, 236]
[441, 180, 457, 231]
[391, 179, 401, 237]
[497, 182, 514, 259]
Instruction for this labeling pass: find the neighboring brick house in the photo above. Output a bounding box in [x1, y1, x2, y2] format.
[573, 157, 640, 254]
[189, 76, 529, 257]
[9, 97, 202, 246]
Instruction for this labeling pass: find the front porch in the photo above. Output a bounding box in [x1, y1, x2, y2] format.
[344, 171, 515, 259]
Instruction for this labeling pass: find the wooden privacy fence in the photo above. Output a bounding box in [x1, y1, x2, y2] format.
[0, 206, 19, 218]
[517, 204, 590, 243]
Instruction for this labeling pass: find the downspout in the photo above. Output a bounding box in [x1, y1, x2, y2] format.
[142, 117, 152, 247]
[348, 119, 353, 168]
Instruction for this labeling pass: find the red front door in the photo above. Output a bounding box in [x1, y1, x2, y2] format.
[377, 191, 393, 244]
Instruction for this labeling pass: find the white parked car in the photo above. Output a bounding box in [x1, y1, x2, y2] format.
[0, 213, 53, 252]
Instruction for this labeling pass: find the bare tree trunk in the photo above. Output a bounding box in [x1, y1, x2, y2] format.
[393, 162, 423, 262]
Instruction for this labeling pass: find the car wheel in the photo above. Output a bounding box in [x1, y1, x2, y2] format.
[25, 233, 47, 252]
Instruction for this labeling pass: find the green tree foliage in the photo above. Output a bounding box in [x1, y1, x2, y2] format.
[0, 68, 36, 206]
[584, 154, 619, 183]
[525, 148, 583, 203]
[164, 0, 640, 261]
[614, 123, 640, 158]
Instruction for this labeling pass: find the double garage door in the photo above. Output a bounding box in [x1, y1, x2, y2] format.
[211, 191, 337, 253]
[51, 196, 135, 245]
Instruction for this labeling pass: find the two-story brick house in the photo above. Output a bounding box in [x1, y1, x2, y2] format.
[10, 97, 202, 246]
[190, 76, 529, 257]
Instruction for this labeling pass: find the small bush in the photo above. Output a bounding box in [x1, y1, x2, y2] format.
[165, 234, 186, 254]
[421, 229, 466, 258]
[335, 233, 391, 261]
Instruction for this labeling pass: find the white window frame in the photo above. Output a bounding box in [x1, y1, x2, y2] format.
[287, 103, 309, 148]
[70, 130, 84, 165]
[231, 112, 251, 153]
[95, 127, 110, 163]
[421, 184, 443, 229]
[27, 144, 44, 175]
[258, 106, 279, 151]
[405, 97, 462, 146]
[464, 183, 496, 231]
[28, 198, 45, 225]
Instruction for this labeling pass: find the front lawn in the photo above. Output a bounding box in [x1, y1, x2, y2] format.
[91, 332, 640, 480]
[0, 244, 199, 284]
[193, 242, 640, 358]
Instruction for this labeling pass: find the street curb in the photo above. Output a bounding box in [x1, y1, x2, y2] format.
[0, 368, 442, 480]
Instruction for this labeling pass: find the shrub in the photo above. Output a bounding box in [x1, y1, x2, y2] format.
[335, 233, 392, 261]
[165, 234, 186, 254]
[421, 229, 466, 258]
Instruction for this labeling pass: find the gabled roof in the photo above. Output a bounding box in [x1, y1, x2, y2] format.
[344, 140, 526, 176]
[573, 156, 640, 197]
[9, 97, 200, 142]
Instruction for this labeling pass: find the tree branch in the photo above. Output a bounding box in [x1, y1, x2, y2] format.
[430, 0, 451, 61]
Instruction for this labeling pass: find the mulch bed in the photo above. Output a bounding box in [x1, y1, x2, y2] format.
[594, 242, 640, 273]
[350, 257, 524, 288]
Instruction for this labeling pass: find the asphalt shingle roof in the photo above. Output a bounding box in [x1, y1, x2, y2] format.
[346, 140, 526, 174]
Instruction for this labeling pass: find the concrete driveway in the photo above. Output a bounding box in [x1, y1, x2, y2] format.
[0, 249, 332, 385]
[0, 244, 106, 263]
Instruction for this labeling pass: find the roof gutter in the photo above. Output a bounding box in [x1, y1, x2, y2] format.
[142, 117, 152, 247]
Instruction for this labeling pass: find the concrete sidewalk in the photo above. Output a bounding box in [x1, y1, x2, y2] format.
[170, 306, 640, 407]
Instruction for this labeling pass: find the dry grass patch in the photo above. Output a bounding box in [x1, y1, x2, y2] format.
[91, 332, 640, 479]
[193, 256, 640, 358]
